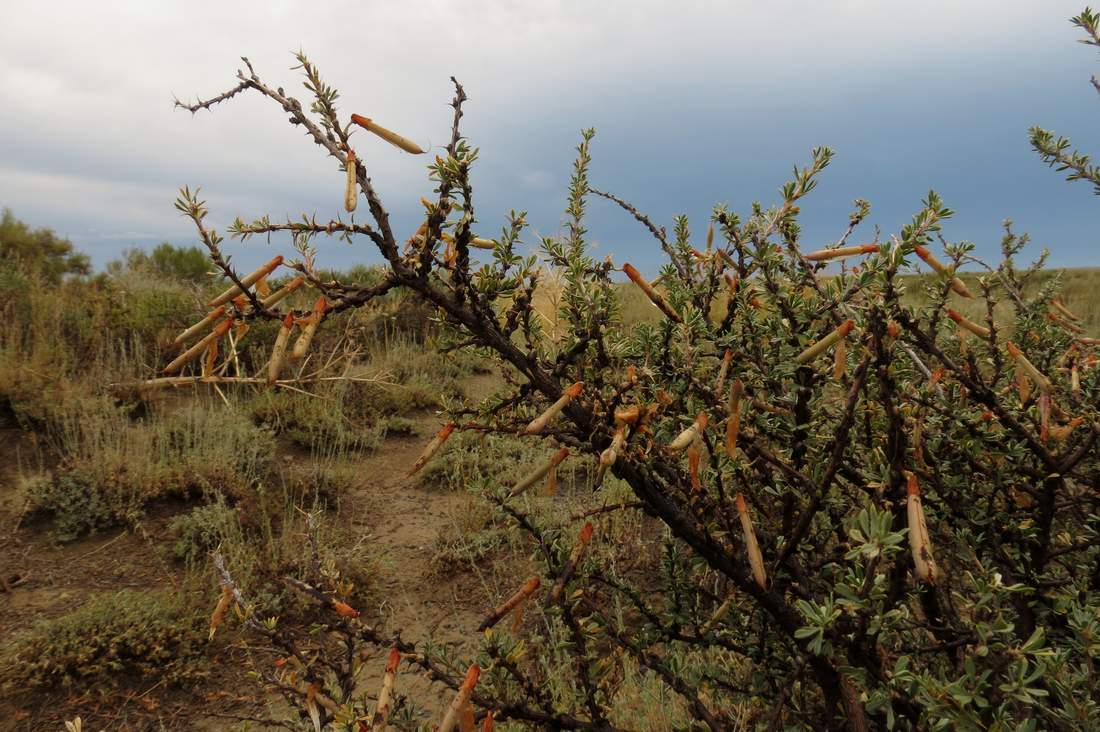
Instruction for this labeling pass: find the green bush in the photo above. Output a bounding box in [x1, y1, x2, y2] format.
[110, 242, 212, 284]
[0, 589, 207, 696]
[34, 401, 275, 539]
[168, 501, 239, 565]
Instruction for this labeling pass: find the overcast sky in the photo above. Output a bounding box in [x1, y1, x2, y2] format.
[1, 1, 1097, 275]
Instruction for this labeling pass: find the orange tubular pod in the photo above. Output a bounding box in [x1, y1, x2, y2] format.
[350, 113, 426, 154]
[208, 584, 234, 641]
[599, 426, 626, 470]
[438, 665, 481, 732]
[175, 306, 227, 345]
[266, 313, 295, 386]
[406, 423, 456, 478]
[549, 523, 594, 603]
[478, 576, 541, 631]
[906, 472, 937, 584]
[736, 493, 767, 589]
[913, 245, 973, 298]
[803, 243, 878, 262]
[1006, 341, 1053, 394]
[164, 319, 233, 374]
[1051, 297, 1080, 322]
[714, 349, 733, 395]
[795, 320, 854, 365]
[669, 412, 708, 453]
[523, 382, 583, 435]
[510, 447, 570, 497]
[623, 263, 682, 323]
[208, 255, 285, 307]
[946, 309, 991, 339]
[369, 646, 401, 732]
[291, 296, 328, 361]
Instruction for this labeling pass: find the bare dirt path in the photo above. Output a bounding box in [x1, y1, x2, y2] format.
[0, 372, 501, 729]
[336, 372, 500, 720]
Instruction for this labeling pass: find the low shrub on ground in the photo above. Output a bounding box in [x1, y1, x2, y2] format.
[33, 400, 275, 539]
[0, 588, 208, 697]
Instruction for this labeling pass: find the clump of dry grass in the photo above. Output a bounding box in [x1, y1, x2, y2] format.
[33, 399, 275, 539]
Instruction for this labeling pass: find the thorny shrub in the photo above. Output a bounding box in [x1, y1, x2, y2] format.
[164, 11, 1100, 731]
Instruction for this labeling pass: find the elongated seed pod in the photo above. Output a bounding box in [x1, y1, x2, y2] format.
[726, 379, 743, 457]
[714, 349, 733, 395]
[344, 149, 358, 212]
[724, 273, 740, 297]
[438, 665, 481, 732]
[330, 600, 359, 618]
[1016, 364, 1033, 405]
[945, 309, 991, 339]
[542, 459, 560, 496]
[1039, 394, 1051, 444]
[700, 595, 734, 635]
[483, 713, 494, 732]
[1051, 298, 1080, 321]
[255, 275, 271, 298]
[614, 405, 641, 425]
[208, 584, 233, 641]
[1006, 341, 1053, 394]
[1071, 363, 1081, 393]
[906, 472, 937, 584]
[803, 243, 878, 262]
[258, 272, 303, 306]
[1047, 310, 1085, 333]
[833, 338, 848, 380]
[202, 337, 219, 378]
[623, 263, 682, 323]
[913, 245, 973, 298]
[208, 255, 285, 307]
[523, 382, 583, 435]
[549, 523, 594, 603]
[669, 412, 708, 453]
[407, 423, 456, 478]
[306, 684, 322, 732]
[1078, 337, 1100, 346]
[736, 494, 767, 589]
[687, 438, 703, 492]
[350, 113, 426, 154]
[369, 647, 401, 732]
[292, 296, 327, 360]
[510, 447, 570, 496]
[441, 232, 496, 250]
[175, 306, 227, 345]
[164, 319, 233, 374]
[267, 313, 295, 386]
[1049, 416, 1085, 442]
[795, 320, 854, 365]
[478, 576, 541, 631]
[599, 427, 626, 469]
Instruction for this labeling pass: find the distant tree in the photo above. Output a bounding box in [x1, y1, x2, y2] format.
[0, 209, 89, 283]
[110, 242, 211, 284]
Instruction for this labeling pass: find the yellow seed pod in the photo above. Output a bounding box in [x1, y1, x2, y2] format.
[344, 149, 358, 212]
[350, 113, 426, 154]
[292, 296, 327, 361]
[267, 313, 295, 386]
[736, 493, 767, 589]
